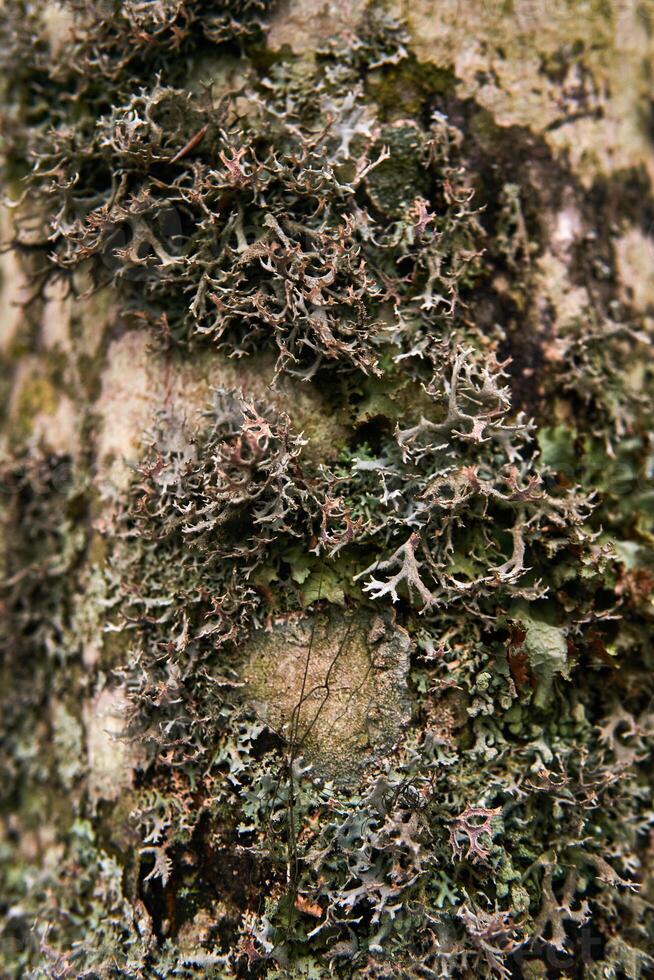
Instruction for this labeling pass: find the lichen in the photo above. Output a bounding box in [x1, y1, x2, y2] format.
[1, 1, 654, 978]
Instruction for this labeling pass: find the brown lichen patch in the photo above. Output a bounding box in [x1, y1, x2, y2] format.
[242, 608, 411, 779]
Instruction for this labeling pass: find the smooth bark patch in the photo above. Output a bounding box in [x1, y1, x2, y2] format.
[242, 608, 411, 779]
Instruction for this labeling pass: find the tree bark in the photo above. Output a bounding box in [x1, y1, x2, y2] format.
[1, 2, 653, 977]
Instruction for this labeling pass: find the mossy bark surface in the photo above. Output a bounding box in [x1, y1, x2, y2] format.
[1, 2, 654, 977]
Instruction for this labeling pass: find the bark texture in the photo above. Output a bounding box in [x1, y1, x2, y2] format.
[1, 2, 654, 977]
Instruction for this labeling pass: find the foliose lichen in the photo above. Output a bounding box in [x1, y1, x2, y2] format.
[1, 1, 653, 978]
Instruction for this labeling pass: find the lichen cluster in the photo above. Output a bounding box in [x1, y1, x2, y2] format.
[1, 1, 654, 978]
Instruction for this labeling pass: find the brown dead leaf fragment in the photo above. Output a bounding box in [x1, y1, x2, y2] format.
[294, 895, 323, 918]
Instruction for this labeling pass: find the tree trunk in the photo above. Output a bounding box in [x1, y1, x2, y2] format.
[1, 2, 653, 977]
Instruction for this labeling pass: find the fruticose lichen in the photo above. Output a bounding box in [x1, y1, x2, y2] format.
[1, 1, 653, 978]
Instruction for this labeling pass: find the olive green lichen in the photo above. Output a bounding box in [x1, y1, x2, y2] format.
[1, 1, 654, 978]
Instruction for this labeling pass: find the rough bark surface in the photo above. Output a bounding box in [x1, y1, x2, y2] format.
[1, 2, 653, 977]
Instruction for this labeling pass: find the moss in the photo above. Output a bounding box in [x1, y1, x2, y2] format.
[12, 375, 58, 441]
[8, 339, 72, 442]
[280, 383, 351, 465]
[365, 55, 457, 122]
[365, 120, 430, 217]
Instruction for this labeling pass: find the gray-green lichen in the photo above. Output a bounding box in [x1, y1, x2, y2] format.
[1, 1, 653, 978]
